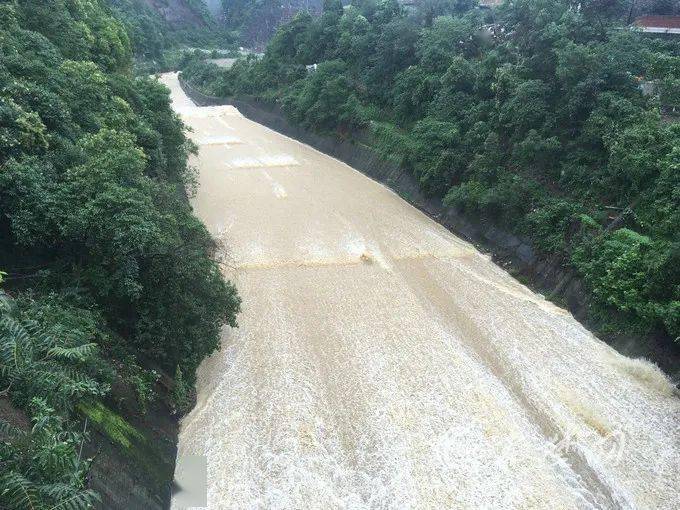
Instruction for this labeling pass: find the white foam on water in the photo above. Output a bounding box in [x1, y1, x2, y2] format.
[299, 241, 329, 262]
[176, 104, 243, 118]
[227, 155, 300, 169]
[216, 117, 236, 130]
[344, 236, 367, 259]
[604, 352, 675, 397]
[160, 72, 680, 510]
[262, 170, 288, 198]
[272, 183, 287, 198]
[260, 154, 299, 167]
[196, 135, 243, 145]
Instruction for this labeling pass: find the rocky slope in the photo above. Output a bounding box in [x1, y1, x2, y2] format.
[141, 0, 212, 29]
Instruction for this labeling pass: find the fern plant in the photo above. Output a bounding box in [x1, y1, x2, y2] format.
[0, 399, 100, 510]
[0, 293, 107, 414]
[0, 292, 105, 508]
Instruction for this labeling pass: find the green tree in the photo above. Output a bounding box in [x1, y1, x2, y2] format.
[0, 3, 242, 503]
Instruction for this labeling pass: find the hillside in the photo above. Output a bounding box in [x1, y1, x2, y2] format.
[0, 1, 239, 508]
[203, 0, 222, 16]
[139, 0, 212, 28]
[223, 0, 325, 48]
[106, 0, 231, 63]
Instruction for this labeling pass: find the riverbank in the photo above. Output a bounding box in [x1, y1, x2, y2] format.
[0, 376, 179, 509]
[84, 376, 179, 509]
[178, 76, 680, 381]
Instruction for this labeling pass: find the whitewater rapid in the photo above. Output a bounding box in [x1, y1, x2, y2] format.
[160, 73, 679, 510]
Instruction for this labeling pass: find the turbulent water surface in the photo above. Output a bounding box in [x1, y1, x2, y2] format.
[160, 73, 679, 509]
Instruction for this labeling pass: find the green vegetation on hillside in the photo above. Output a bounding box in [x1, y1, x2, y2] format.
[222, 0, 325, 48]
[106, 0, 238, 72]
[0, 1, 239, 507]
[182, 0, 679, 344]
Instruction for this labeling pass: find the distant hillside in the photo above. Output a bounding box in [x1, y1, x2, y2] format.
[204, 0, 222, 17]
[140, 0, 213, 29]
[109, 0, 212, 30]
[223, 0, 325, 49]
[109, 0, 329, 55]
[106, 0, 234, 61]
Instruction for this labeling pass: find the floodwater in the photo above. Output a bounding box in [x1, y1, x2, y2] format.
[160, 73, 679, 509]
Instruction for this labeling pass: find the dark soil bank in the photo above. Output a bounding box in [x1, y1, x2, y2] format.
[84, 376, 179, 509]
[1, 377, 179, 509]
[179, 77, 680, 382]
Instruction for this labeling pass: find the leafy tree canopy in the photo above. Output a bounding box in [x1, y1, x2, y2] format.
[0, 1, 240, 505]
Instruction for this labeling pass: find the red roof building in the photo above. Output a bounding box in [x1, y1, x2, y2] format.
[634, 16, 680, 35]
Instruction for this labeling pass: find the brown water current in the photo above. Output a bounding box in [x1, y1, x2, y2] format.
[160, 73, 680, 510]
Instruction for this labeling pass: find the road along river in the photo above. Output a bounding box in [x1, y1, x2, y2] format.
[160, 73, 679, 509]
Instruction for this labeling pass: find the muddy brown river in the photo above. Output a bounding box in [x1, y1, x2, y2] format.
[160, 73, 679, 509]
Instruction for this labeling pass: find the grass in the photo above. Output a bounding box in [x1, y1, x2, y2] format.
[78, 401, 144, 449]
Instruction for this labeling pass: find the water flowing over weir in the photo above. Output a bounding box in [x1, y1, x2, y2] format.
[160, 73, 680, 509]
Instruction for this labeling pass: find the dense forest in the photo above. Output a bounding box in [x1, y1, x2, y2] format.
[0, 1, 239, 508]
[181, 0, 680, 349]
[107, 0, 238, 69]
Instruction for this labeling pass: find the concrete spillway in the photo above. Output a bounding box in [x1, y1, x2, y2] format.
[160, 73, 679, 509]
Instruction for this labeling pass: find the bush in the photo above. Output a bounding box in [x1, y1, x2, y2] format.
[171, 366, 191, 415]
[0, 399, 100, 510]
[0, 293, 109, 415]
[525, 200, 586, 254]
[572, 229, 679, 338]
[282, 60, 367, 132]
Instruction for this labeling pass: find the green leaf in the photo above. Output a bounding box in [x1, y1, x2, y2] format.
[46, 344, 97, 362]
[0, 471, 41, 510]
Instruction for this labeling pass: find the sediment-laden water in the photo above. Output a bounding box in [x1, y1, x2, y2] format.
[160, 73, 679, 510]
